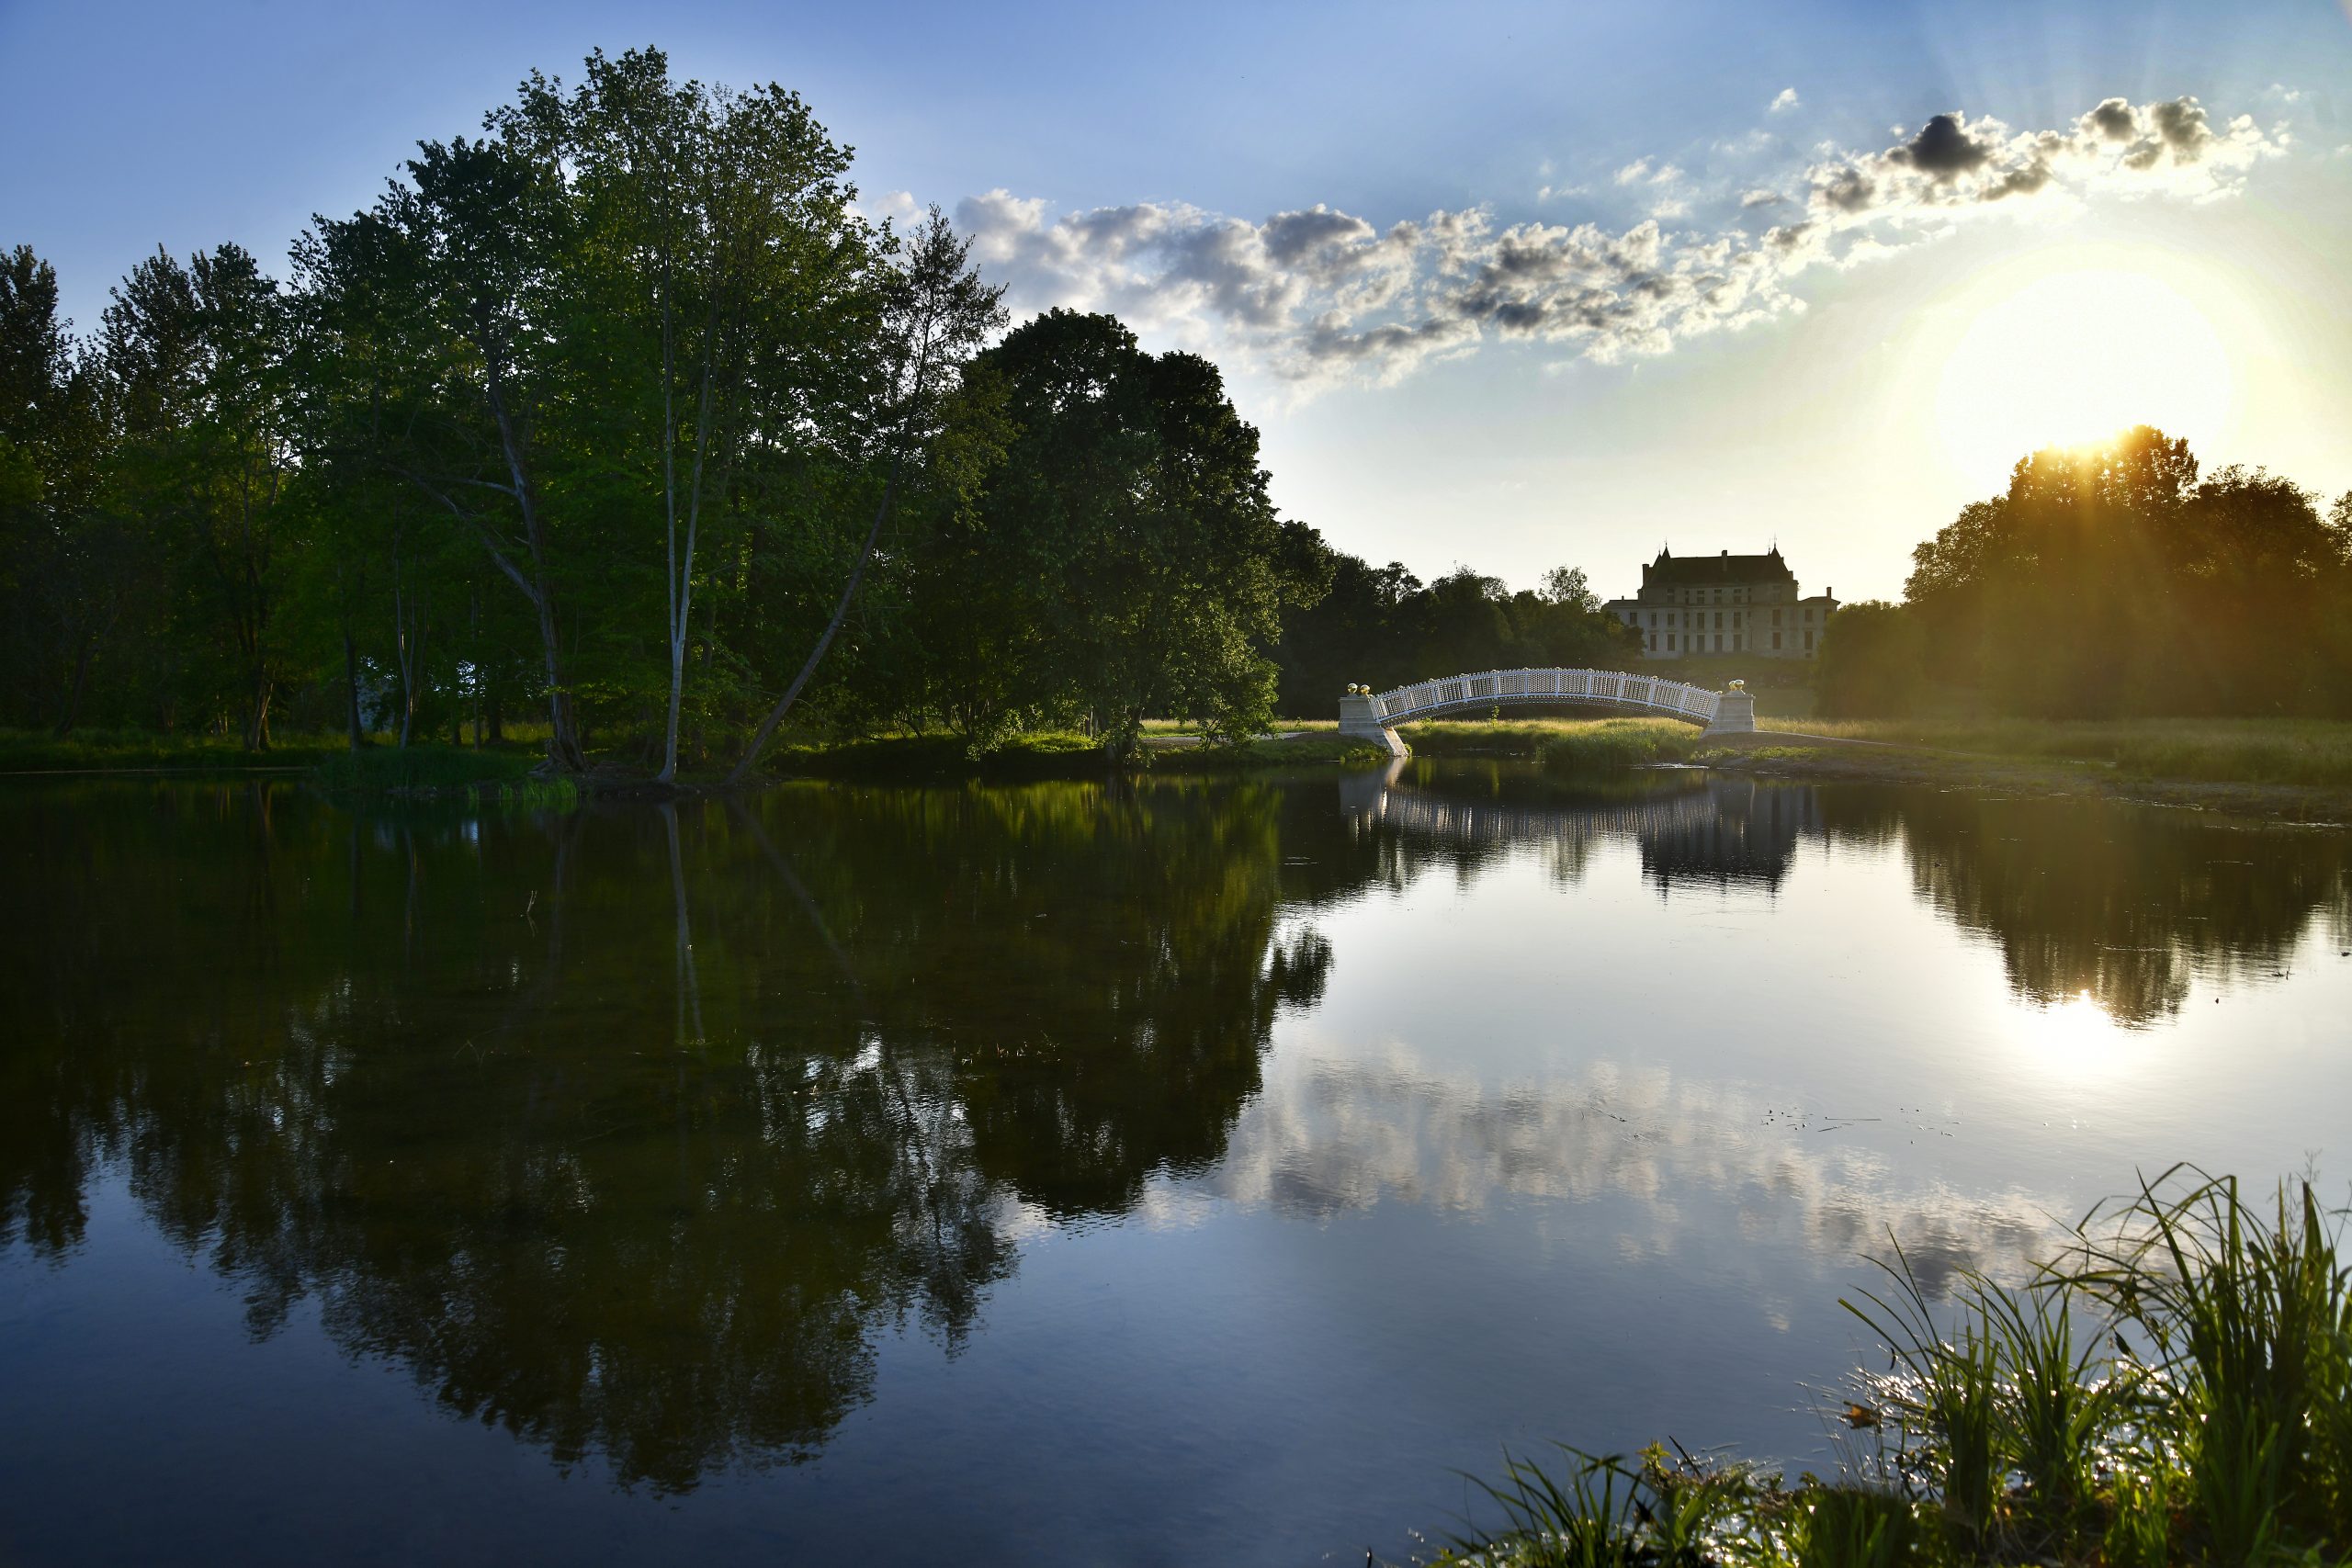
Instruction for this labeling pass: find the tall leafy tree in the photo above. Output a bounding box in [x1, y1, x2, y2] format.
[102, 245, 297, 749]
[0, 245, 122, 735]
[944, 310, 1315, 756]
[730, 205, 1004, 781]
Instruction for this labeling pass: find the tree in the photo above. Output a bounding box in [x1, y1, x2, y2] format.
[1902, 428, 2352, 716]
[1540, 563, 1599, 611]
[0, 245, 124, 736]
[526, 50, 894, 782]
[102, 245, 297, 750]
[927, 310, 1313, 757]
[1814, 600, 1926, 716]
[730, 205, 1004, 781]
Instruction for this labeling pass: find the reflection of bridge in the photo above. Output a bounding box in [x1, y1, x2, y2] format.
[1341, 764, 1818, 892]
[1343, 769, 1724, 847]
[1337, 668, 1752, 753]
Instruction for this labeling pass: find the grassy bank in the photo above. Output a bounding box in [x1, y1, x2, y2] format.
[1430, 1167, 2351, 1568]
[1395, 716, 1704, 770]
[763, 728, 1397, 782]
[0, 726, 352, 773]
[1770, 717, 2352, 790]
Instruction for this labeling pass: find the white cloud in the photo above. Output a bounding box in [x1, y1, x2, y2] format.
[954, 95, 2290, 393]
[1770, 86, 1802, 114]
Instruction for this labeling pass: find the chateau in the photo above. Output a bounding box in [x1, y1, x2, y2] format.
[1602, 547, 1839, 660]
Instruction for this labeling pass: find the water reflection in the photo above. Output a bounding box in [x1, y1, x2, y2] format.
[1347, 765, 2347, 1024]
[1, 765, 2344, 1501]
[1198, 1053, 2057, 1296]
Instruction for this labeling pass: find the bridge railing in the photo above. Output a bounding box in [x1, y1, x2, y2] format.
[1369, 668, 1721, 726]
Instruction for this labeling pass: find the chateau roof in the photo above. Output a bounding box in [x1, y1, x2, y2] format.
[1642, 546, 1792, 586]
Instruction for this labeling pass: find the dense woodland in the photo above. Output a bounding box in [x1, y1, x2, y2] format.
[1818, 427, 2352, 718]
[0, 49, 1634, 773]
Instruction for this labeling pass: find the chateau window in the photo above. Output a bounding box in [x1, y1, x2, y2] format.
[1771, 608, 1781, 626]
[1772, 630, 1781, 649]
[1804, 629, 1815, 650]
[1713, 611, 1724, 629]
[1647, 632, 1657, 651]
[1668, 633, 1678, 651]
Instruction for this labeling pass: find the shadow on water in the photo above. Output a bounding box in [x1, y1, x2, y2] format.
[0, 763, 2345, 1494]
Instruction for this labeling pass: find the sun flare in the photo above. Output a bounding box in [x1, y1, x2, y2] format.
[1933, 267, 2234, 490]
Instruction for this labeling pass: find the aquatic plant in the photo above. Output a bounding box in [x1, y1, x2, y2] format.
[1427, 1168, 2350, 1568]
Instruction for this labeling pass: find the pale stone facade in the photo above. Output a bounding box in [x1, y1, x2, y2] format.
[1601, 547, 1839, 660]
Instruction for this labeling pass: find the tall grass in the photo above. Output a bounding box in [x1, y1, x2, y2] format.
[1429, 1168, 2352, 1568]
[1395, 717, 1702, 769]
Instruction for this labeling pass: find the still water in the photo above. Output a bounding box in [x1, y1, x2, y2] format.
[3, 762, 2348, 1565]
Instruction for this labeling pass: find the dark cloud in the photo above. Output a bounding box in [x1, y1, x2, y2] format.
[1893, 112, 1996, 177]
[2087, 97, 2137, 141]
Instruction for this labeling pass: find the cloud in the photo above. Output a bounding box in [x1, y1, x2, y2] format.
[1770, 86, 1802, 114]
[955, 94, 2289, 393]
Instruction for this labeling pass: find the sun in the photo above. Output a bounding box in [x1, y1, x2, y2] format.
[1932, 266, 2234, 490]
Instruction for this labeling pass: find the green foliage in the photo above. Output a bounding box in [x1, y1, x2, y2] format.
[1391, 716, 1698, 764]
[1814, 603, 1926, 719]
[1904, 428, 2352, 718]
[0, 726, 349, 773]
[881, 310, 1313, 757]
[1273, 554, 1644, 717]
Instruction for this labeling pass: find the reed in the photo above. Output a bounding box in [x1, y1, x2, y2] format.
[1427, 1168, 2351, 1568]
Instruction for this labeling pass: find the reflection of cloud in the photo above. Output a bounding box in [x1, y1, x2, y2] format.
[1197, 1051, 2067, 1293]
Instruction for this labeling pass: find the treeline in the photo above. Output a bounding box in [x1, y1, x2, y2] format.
[0, 48, 1638, 775]
[1273, 559, 1640, 715]
[1818, 426, 2352, 718]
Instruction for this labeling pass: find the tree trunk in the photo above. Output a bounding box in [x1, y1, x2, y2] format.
[728, 460, 899, 784]
[343, 627, 364, 750]
[52, 634, 95, 740]
[244, 672, 274, 753]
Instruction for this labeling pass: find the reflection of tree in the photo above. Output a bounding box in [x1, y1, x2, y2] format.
[0, 776, 1330, 1487]
[1359, 765, 2346, 1029]
[1862, 793, 2348, 1024]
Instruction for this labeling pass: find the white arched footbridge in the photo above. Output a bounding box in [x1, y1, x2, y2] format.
[1338, 668, 1755, 754]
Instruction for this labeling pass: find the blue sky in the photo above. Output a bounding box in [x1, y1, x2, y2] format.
[6, 0, 2348, 599]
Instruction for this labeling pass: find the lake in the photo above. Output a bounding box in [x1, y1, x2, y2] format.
[3, 762, 2347, 1566]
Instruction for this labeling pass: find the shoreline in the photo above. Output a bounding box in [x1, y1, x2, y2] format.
[1695, 729, 2352, 825]
[7, 723, 2352, 823]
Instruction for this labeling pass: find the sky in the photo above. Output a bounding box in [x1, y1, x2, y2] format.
[5, 0, 2349, 602]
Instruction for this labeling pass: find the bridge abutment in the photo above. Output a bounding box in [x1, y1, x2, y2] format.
[1338, 693, 1410, 756]
[1702, 685, 1756, 737]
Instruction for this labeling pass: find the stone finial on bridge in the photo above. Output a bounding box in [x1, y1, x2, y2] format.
[1338, 685, 1410, 757]
[1702, 678, 1756, 737]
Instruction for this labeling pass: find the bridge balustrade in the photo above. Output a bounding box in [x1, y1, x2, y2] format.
[1366, 667, 1723, 727]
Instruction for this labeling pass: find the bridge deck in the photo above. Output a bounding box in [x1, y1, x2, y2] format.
[1371, 668, 1721, 727]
